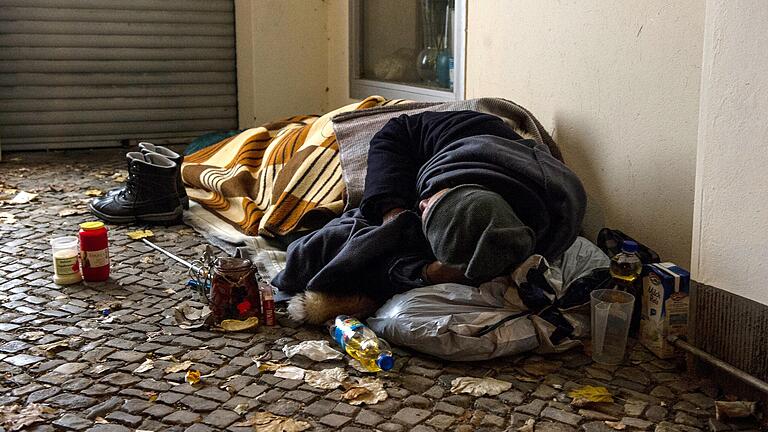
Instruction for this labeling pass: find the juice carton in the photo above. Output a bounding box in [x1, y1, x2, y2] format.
[640, 262, 690, 359]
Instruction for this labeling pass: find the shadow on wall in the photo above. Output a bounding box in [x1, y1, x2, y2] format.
[552, 112, 606, 242]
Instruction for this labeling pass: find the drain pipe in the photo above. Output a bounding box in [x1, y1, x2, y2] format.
[668, 335, 768, 394]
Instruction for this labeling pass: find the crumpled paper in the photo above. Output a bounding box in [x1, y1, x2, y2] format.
[282, 340, 344, 362]
[450, 376, 512, 396]
[273, 366, 306, 380]
[304, 367, 349, 390]
[341, 377, 388, 405]
[133, 359, 155, 374]
[164, 360, 193, 373]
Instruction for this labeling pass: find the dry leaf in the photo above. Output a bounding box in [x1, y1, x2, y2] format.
[282, 340, 344, 362]
[141, 256, 155, 264]
[18, 331, 46, 341]
[304, 367, 348, 390]
[605, 421, 627, 430]
[111, 170, 129, 182]
[165, 360, 193, 373]
[91, 364, 111, 375]
[568, 386, 614, 403]
[84, 189, 103, 197]
[450, 377, 512, 397]
[58, 208, 88, 217]
[29, 339, 70, 357]
[233, 403, 249, 415]
[185, 370, 201, 385]
[219, 317, 259, 332]
[0, 403, 57, 431]
[127, 229, 154, 240]
[94, 417, 108, 424]
[518, 418, 535, 432]
[348, 359, 372, 373]
[341, 377, 388, 405]
[274, 366, 306, 380]
[715, 400, 757, 420]
[146, 392, 158, 402]
[256, 361, 287, 373]
[133, 358, 155, 374]
[233, 411, 310, 432]
[0, 212, 17, 224]
[6, 191, 37, 204]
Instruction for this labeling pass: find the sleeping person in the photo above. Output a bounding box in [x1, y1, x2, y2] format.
[271, 110, 587, 324]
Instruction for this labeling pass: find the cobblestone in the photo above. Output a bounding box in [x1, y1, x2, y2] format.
[0, 149, 729, 432]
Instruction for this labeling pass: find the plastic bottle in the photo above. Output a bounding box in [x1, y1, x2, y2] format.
[78, 221, 110, 282]
[609, 240, 642, 288]
[330, 315, 395, 372]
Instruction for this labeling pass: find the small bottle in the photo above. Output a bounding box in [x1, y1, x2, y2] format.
[609, 240, 643, 288]
[330, 315, 394, 372]
[50, 236, 82, 285]
[78, 221, 110, 282]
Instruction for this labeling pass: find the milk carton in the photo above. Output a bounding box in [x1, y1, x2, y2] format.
[640, 262, 690, 359]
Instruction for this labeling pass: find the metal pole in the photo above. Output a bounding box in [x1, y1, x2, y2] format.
[668, 335, 768, 395]
[141, 238, 201, 274]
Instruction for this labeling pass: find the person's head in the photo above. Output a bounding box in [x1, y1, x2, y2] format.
[421, 185, 536, 281]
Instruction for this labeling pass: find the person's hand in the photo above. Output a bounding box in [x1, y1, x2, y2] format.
[422, 261, 470, 284]
[383, 207, 406, 224]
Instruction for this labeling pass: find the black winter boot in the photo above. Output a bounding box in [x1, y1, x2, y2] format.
[88, 152, 183, 224]
[106, 142, 189, 209]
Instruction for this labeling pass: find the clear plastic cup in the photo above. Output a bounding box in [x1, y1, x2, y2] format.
[590, 289, 635, 365]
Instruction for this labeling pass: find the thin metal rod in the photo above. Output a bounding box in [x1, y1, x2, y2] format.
[668, 335, 768, 394]
[141, 238, 201, 273]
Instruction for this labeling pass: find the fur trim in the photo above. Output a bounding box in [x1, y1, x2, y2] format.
[287, 291, 380, 325]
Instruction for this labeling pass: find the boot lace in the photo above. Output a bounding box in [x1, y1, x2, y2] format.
[118, 165, 139, 199]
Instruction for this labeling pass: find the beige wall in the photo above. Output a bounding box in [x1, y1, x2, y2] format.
[465, 1, 705, 266]
[691, 0, 768, 305]
[235, 0, 328, 127]
[244, 1, 708, 268]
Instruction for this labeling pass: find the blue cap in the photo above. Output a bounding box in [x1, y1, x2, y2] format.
[622, 240, 638, 253]
[376, 353, 395, 371]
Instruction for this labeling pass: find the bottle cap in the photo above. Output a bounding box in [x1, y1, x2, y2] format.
[621, 240, 638, 253]
[376, 353, 395, 371]
[80, 221, 105, 231]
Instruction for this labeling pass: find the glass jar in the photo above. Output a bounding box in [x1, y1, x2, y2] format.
[51, 236, 82, 285]
[209, 258, 260, 324]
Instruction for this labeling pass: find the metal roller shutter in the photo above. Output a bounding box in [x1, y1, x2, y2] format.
[0, 0, 237, 151]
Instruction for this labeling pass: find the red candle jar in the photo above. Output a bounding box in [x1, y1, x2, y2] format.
[78, 221, 110, 281]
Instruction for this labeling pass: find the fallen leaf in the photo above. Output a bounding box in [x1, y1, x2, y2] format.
[173, 302, 211, 329]
[29, 339, 70, 357]
[141, 256, 155, 264]
[348, 359, 372, 373]
[256, 361, 287, 373]
[450, 377, 512, 397]
[0, 212, 17, 224]
[304, 367, 348, 390]
[274, 366, 306, 380]
[715, 400, 757, 420]
[605, 421, 627, 430]
[185, 370, 201, 385]
[219, 317, 259, 332]
[90, 364, 111, 375]
[111, 170, 129, 182]
[146, 392, 158, 402]
[282, 340, 344, 362]
[233, 411, 310, 431]
[127, 229, 154, 240]
[164, 360, 193, 373]
[133, 358, 155, 374]
[0, 403, 57, 431]
[568, 386, 614, 403]
[57, 208, 88, 217]
[341, 377, 388, 405]
[84, 189, 103, 197]
[7, 191, 37, 204]
[94, 417, 108, 424]
[233, 403, 249, 415]
[518, 418, 535, 432]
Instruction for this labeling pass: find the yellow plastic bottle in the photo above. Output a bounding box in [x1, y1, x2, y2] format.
[330, 315, 394, 372]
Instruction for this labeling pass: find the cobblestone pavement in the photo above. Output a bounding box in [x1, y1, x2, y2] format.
[0, 149, 748, 432]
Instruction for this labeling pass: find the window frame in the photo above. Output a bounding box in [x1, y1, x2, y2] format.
[349, 0, 466, 102]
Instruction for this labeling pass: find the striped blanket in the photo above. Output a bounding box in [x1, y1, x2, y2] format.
[181, 96, 404, 238]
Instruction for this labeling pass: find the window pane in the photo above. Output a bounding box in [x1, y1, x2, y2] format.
[360, 0, 455, 91]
